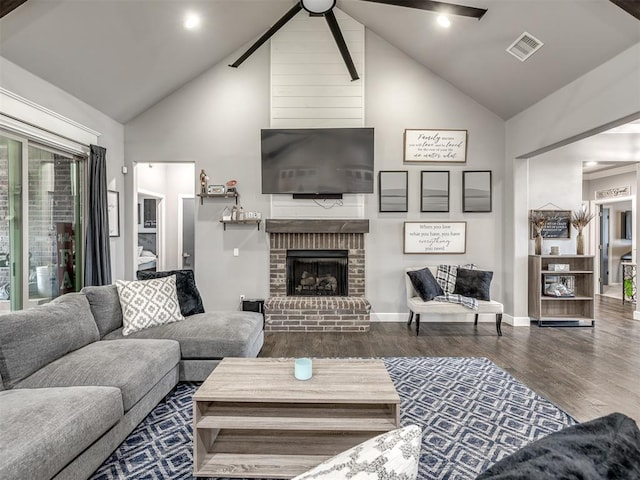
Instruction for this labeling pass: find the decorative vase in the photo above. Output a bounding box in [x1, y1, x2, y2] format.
[576, 231, 585, 255]
[535, 233, 543, 255]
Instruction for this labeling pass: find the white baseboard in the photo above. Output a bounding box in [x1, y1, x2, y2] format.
[503, 314, 531, 327]
[370, 312, 506, 323]
[370, 313, 406, 322]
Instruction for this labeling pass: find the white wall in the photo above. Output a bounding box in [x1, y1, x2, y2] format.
[365, 30, 505, 319]
[0, 57, 127, 280]
[528, 149, 583, 256]
[125, 43, 272, 311]
[505, 42, 640, 322]
[126, 28, 506, 314]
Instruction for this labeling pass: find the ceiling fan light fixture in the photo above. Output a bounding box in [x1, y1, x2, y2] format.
[301, 0, 336, 15]
[437, 15, 451, 28]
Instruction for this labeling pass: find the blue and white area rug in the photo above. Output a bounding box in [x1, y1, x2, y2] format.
[90, 357, 577, 480]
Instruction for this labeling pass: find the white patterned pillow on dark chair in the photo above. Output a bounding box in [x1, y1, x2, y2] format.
[116, 275, 184, 335]
[436, 264, 476, 294]
[292, 425, 422, 480]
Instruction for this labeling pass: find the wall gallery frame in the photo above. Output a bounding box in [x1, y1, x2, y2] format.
[420, 171, 449, 212]
[404, 221, 466, 254]
[404, 129, 467, 163]
[379, 171, 408, 212]
[107, 190, 120, 237]
[462, 170, 492, 212]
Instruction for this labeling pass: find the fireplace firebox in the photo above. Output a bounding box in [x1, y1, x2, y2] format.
[286, 249, 348, 296]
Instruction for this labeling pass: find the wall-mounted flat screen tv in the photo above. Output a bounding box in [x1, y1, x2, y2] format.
[261, 128, 374, 195]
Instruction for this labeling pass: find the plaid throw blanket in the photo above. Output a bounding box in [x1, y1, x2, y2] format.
[434, 294, 478, 310]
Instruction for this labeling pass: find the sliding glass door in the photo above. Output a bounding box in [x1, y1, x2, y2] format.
[0, 135, 23, 311]
[0, 131, 85, 312]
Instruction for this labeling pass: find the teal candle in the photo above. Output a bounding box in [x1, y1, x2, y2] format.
[294, 358, 312, 381]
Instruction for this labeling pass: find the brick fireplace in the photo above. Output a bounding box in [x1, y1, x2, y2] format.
[265, 219, 370, 332]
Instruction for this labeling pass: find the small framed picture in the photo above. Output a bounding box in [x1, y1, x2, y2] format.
[462, 170, 492, 213]
[421, 171, 449, 212]
[379, 171, 408, 212]
[207, 184, 226, 194]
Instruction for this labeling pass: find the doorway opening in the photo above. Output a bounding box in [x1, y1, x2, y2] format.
[134, 163, 195, 275]
[591, 196, 635, 301]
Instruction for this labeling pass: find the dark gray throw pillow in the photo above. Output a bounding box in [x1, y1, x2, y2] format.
[407, 268, 444, 302]
[136, 269, 204, 316]
[476, 413, 640, 480]
[453, 268, 493, 301]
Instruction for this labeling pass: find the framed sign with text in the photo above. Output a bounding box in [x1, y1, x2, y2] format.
[404, 221, 466, 254]
[529, 210, 571, 239]
[404, 129, 467, 163]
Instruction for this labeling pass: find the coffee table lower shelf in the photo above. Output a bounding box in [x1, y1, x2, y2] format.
[194, 430, 380, 478]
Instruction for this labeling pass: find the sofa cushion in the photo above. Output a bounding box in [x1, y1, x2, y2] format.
[476, 412, 640, 479]
[292, 425, 422, 480]
[406, 267, 444, 302]
[81, 284, 123, 337]
[454, 268, 493, 301]
[116, 276, 184, 335]
[14, 339, 180, 411]
[103, 311, 264, 359]
[136, 269, 205, 317]
[0, 293, 100, 389]
[0, 386, 123, 480]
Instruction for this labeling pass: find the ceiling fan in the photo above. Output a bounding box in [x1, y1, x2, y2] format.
[229, 0, 487, 81]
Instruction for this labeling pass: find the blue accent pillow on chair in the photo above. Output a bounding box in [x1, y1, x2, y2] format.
[407, 268, 444, 302]
[136, 269, 204, 316]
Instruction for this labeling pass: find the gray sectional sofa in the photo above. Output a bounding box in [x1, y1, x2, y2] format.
[0, 286, 264, 480]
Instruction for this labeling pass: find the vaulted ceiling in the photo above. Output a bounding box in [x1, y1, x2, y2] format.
[1, 0, 639, 125]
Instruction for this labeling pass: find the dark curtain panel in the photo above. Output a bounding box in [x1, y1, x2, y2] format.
[84, 144, 112, 285]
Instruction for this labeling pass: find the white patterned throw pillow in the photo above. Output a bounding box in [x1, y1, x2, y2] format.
[292, 425, 422, 480]
[116, 275, 184, 335]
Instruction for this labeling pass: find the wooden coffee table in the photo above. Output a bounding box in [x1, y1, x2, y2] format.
[193, 357, 400, 478]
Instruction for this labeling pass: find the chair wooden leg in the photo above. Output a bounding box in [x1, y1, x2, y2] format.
[408, 311, 414, 326]
[474, 313, 479, 326]
[496, 313, 503, 336]
[415, 314, 421, 336]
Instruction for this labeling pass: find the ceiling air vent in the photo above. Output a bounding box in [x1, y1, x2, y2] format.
[506, 32, 544, 62]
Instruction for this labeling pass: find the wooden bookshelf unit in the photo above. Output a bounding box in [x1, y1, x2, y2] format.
[528, 255, 595, 327]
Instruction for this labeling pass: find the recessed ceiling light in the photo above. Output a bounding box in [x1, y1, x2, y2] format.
[437, 15, 451, 28]
[585, 161, 598, 167]
[184, 12, 201, 30]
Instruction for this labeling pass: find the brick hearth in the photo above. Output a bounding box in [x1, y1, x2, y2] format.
[265, 220, 370, 332]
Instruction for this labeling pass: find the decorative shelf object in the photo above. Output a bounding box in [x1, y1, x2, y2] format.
[528, 255, 595, 328]
[220, 219, 261, 231]
[197, 192, 239, 205]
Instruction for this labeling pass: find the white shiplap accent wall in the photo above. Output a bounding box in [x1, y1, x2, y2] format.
[270, 8, 365, 218]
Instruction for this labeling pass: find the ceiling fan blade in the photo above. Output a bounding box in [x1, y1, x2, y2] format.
[360, 0, 487, 19]
[0, 0, 28, 18]
[229, 3, 302, 68]
[609, 0, 640, 21]
[324, 10, 360, 81]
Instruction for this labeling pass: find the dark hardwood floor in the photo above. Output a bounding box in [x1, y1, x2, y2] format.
[260, 296, 640, 423]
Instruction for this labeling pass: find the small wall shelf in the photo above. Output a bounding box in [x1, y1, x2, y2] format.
[220, 219, 261, 231]
[197, 192, 239, 205]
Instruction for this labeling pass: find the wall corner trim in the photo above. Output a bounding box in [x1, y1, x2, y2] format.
[0, 87, 100, 150]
